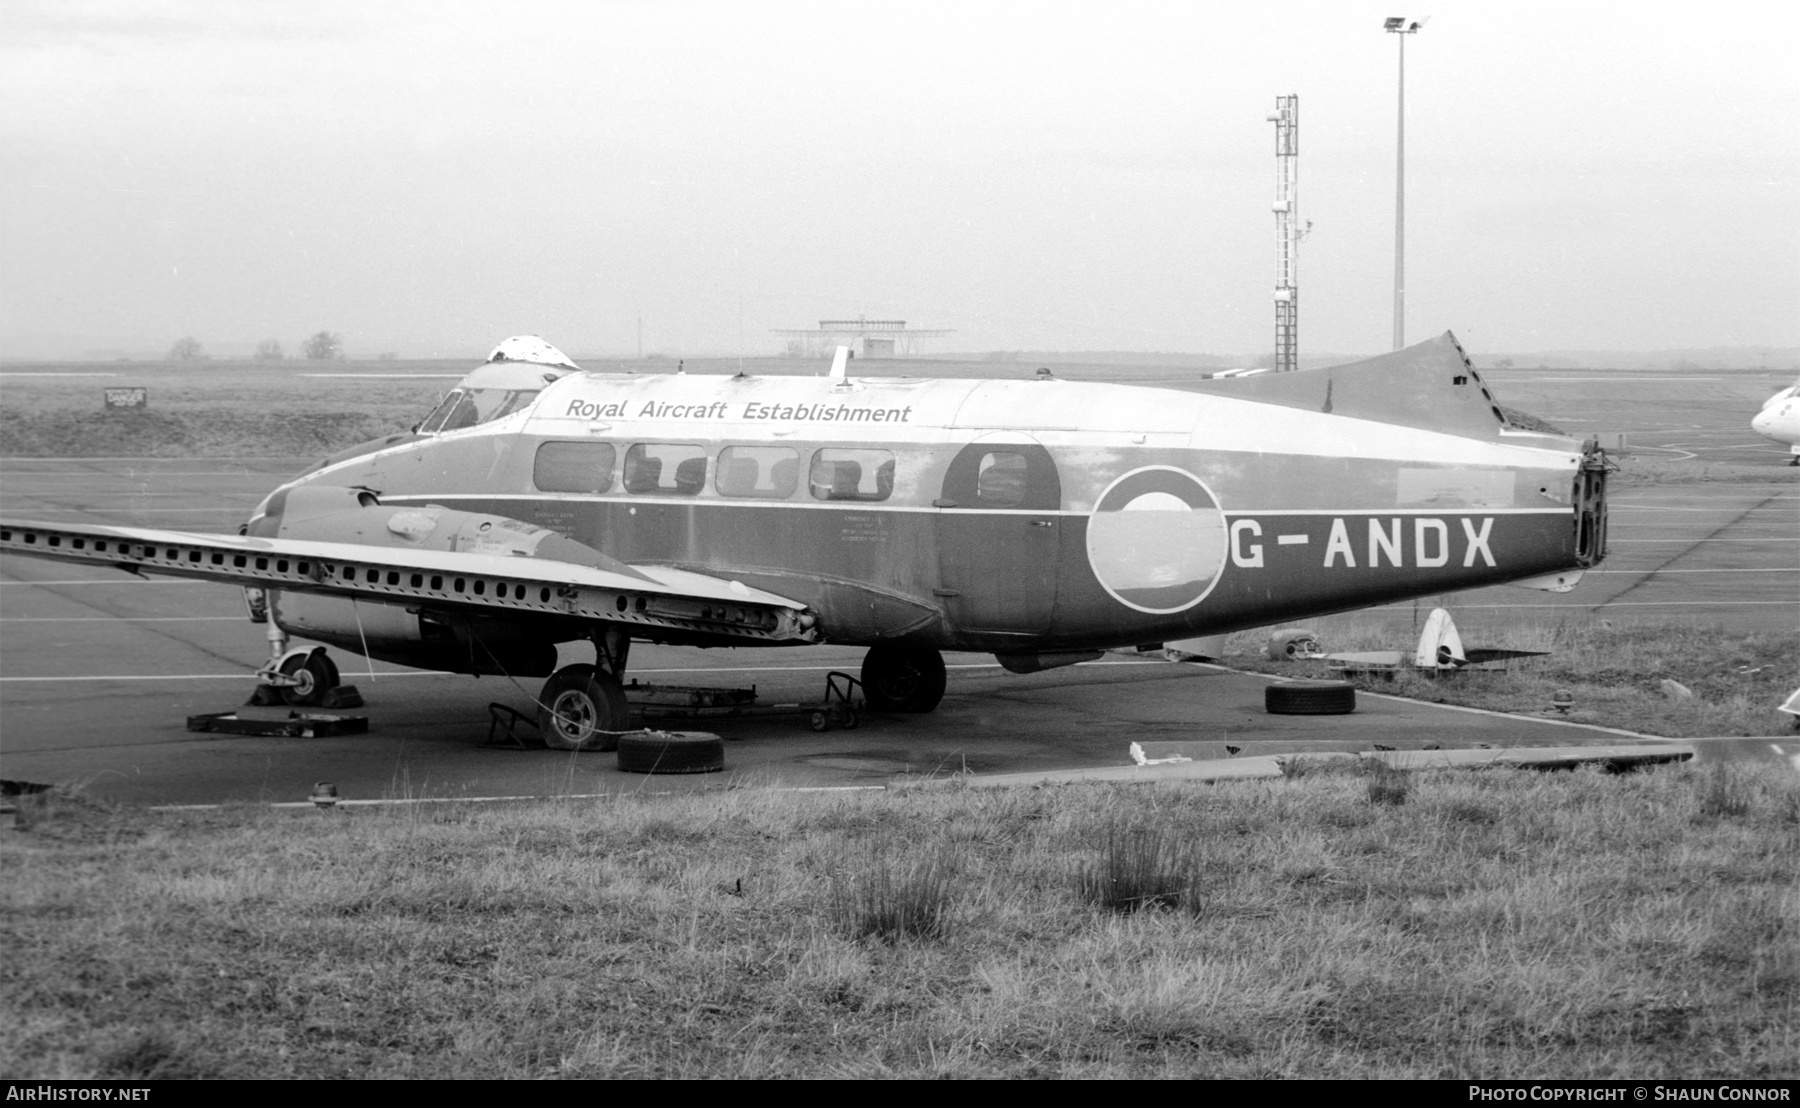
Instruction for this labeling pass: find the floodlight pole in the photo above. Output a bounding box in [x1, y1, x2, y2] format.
[1270, 95, 1300, 373]
[1387, 18, 1422, 351]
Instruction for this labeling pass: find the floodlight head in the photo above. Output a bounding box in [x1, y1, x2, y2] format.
[1384, 16, 1407, 29]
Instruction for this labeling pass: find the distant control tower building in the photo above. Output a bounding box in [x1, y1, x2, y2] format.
[772, 316, 953, 358]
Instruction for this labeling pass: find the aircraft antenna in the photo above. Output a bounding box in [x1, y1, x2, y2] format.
[1269, 94, 1301, 372]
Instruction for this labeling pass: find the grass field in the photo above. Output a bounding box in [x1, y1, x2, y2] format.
[0, 360, 445, 457]
[3, 764, 1796, 1078]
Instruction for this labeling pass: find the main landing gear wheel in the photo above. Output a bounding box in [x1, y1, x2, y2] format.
[860, 644, 947, 713]
[278, 651, 340, 707]
[538, 664, 630, 751]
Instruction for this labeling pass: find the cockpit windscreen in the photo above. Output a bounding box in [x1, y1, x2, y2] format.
[417, 388, 542, 433]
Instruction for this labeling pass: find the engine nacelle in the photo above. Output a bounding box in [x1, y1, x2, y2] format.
[246, 486, 618, 676]
[248, 484, 641, 573]
[265, 592, 560, 677]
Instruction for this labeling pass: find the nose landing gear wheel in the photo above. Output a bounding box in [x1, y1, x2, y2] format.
[860, 644, 947, 713]
[278, 651, 340, 707]
[538, 664, 630, 751]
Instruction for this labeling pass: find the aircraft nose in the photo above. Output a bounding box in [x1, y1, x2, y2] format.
[245, 487, 288, 538]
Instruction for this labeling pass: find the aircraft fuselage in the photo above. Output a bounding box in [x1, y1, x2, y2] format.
[266, 345, 1607, 661]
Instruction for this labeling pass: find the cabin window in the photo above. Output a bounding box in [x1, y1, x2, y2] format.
[715, 446, 801, 499]
[809, 448, 895, 502]
[938, 443, 1061, 511]
[534, 442, 616, 494]
[975, 452, 1029, 508]
[623, 443, 708, 496]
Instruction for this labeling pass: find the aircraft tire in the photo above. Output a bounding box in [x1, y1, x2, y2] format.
[861, 644, 947, 713]
[1265, 680, 1356, 716]
[617, 730, 725, 774]
[538, 665, 630, 752]
[279, 651, 340, 707]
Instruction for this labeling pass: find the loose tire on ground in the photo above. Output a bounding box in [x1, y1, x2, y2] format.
[279, 651, 339, 707]
[1265, 680, 1357, 715]
[861, 644, 947, 713]
[616, 730, 725, 774]
[538, 664, 630, 751]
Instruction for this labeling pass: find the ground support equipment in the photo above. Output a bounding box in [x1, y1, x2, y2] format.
[186, 711, 369, 738]
[485, 671, 864, 750]
[621, 671, 863, 733]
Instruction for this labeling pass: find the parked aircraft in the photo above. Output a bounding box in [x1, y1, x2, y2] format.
[1751, 377, 1800, 464]
[0, 332, 1610, 749]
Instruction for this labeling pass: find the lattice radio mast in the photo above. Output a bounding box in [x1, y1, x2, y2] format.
[1268, 95, 1305, 372]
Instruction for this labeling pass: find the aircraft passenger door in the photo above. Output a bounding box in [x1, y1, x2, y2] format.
[935, 441, 1062, 635]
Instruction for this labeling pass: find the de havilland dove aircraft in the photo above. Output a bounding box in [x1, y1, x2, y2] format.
[0, 333, 1610, 750]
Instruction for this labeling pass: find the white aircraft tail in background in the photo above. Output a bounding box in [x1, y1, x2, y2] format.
[1751, 376, 1800, 464]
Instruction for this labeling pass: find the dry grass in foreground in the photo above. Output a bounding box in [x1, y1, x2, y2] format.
[1221, 620, 1799, 738]
[3, 764, 1796, 1079]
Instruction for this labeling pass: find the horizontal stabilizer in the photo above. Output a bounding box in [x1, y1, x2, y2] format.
[1462, 647, 1551, 665]
[1507, 570, 1585, 592]
[1325, 651, 1405, 669]
[1159, 635, 1228, 661]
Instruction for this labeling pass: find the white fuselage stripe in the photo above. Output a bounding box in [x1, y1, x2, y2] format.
[385, 492, 1575, 518]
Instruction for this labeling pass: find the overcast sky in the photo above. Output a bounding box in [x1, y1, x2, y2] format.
[1, 0, 1795, 360]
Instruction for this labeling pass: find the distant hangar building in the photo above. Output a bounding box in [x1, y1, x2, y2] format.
[771, 317, 953, 358]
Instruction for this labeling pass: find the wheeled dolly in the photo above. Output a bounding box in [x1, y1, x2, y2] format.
[624, 670, 864, 732]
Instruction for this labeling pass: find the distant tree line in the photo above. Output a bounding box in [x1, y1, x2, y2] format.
[166, 332, 344, 362]
[301, 332, 342, 360]
[167, 336, 206, 361]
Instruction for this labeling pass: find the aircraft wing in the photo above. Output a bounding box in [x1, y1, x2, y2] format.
[0, 518, 817, 646]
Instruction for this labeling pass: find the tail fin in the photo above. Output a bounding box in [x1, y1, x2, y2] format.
[1415, 607, 1466, 669]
